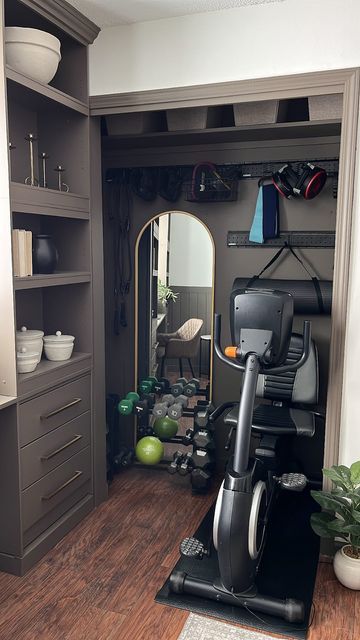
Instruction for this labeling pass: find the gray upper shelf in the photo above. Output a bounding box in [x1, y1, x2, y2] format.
[6, 66, 89, 116]
[10, 183, 90, 219]
[103, 120, 342, 150]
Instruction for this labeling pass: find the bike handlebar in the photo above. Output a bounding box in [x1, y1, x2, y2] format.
[214, 313, 311, 375]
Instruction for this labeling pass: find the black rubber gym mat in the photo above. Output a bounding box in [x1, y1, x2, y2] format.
[155, 490, 319, 639]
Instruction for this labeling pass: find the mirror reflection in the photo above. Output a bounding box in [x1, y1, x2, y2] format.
[137, 211, 213, 387]
[136, 212, 214, 459]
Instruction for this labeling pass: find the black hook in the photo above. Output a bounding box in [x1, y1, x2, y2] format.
[257, 175, 273, 188]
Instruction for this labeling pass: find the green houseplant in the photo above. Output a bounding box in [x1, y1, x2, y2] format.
[310, 461, 360, 589]
[158, 281, 178, 311]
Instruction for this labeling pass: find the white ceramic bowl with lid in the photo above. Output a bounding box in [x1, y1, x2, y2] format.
[16, 347, 39, 374]
[16, 326, 44, 364]
[43, 330, 75, 361]
[5, 27, 61, 85]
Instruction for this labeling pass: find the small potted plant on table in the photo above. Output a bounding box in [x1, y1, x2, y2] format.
[311, 461, 360, 589]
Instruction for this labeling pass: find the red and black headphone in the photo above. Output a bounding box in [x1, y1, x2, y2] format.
[272, 162, 327, 200]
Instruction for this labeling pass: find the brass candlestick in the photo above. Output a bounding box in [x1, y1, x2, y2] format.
[24, 133, 39, 187]
[54, 165, 69, 192]
[39, 152, 50, 188]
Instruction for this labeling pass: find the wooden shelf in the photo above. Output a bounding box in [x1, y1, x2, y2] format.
[6, 66, 89, 116]
[14, 271, 91, 290]
[10, 182, 89, 219]
[17, 352, 92, 399]
[103, 119, 342, 150]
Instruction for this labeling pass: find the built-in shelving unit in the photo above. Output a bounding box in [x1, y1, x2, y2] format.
[0, 0, 100, 577]
[103, 119, 342, 150]
[14, 271, 91, 290]
[10, 182, 90, 219]
[6, 66, 89, 115]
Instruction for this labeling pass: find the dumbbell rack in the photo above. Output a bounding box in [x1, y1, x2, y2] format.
[119, 376, 216, 494]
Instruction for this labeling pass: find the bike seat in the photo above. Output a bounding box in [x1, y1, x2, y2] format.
[224, 403, 315, 437]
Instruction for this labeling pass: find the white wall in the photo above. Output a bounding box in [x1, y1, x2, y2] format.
[169, 213, 213, 287]
[88, 0, 360, 466]
[89, 0, 360, 96]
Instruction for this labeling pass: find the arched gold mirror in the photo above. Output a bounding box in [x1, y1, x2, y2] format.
[135, 211, 215, 457]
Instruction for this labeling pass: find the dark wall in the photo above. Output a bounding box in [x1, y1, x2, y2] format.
[102, 135, 339, 462]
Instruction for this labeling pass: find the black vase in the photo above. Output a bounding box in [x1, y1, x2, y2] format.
[33, 234, 58, 274]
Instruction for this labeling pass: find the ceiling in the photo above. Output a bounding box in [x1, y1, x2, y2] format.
[68, 0, 285, 28]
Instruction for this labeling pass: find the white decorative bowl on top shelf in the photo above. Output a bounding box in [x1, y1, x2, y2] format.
[43, 331, 75, 362]
[5, 27, 61, 85]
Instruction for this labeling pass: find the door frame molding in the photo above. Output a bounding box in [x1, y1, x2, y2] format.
[93, 68, 360, 471]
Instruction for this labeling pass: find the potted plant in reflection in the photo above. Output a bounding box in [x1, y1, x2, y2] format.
[310, 460, 360, 589]
[158, 281, 178, 313]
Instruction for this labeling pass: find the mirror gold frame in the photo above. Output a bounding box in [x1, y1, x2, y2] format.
[134, 210, 215, 401]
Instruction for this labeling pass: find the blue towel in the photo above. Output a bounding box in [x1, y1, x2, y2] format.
[249, 183, 279, 244]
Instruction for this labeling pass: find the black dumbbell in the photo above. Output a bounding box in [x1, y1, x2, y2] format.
[154, 378, 170, 395]
[182, 428, 194, 446]
[137, 425, 154, 437]
[133, 399, 151, 418]
[168, 451, 184, 475]
[193, 429, 214, 450]
[194, 403, 214, 429]
[171, 377, 188, 397]
[191, 467, 212, 492]
[191, 449, 215, 472]
[183, 378, 201, 398]
[113, 447, 135, 473]
[178, 452, 193, 476]
[167, 395, 189, 420]
[152, 394, 175, 418]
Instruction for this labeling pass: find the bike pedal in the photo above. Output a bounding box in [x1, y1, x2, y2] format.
[180, 537, 208, 559]
[279, 472, 307, 492]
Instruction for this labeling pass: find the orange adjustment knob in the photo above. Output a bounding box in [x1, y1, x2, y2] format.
[225, 346, 237, 358]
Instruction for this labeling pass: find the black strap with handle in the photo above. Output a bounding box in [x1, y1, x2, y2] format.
[246, 242, 325, 314]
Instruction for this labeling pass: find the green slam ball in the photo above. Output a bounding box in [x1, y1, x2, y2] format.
[135, 436, 164, 465]
[153, 416, 178, 439]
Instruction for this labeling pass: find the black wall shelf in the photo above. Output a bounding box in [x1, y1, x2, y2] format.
[227, 231, 336, 248]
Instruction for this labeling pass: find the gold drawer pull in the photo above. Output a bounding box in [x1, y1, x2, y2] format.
[42, 470, 83, 500]
[40, 434, 83, 461]
[41, 398, 82, 420]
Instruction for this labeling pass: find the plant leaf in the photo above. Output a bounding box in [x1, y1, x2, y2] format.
[310, 491, 352, 518]
[327, 518, 350, 533]
[323, 466, 352, 491]
[350, 461, 360, 486]
[310, 512, 335, 538]
[352, 509, 360, 523]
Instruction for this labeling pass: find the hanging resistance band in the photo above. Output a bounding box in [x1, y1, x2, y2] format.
[106, 169, 132, 334]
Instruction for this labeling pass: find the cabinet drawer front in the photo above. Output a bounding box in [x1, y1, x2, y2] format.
[19, 376, 91, 447]
[21, 412, 91, 490]
[22, 447, 91, 535]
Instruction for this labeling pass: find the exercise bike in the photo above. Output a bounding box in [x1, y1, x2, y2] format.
[169, 288, 314, 623]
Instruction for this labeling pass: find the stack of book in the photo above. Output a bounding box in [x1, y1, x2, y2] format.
[12, 229, 33, 277]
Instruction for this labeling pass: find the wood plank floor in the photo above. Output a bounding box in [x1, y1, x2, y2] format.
[0, 468, 358, 640]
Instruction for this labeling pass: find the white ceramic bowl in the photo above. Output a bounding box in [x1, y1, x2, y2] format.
[43, 331, 75, 361]
[5, 27, 61, 85]
[16, 347, 39, 374]
[16, 326, 44, 364]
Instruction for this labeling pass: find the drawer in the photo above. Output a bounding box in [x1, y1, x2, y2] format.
[20, 411, 91, 490]
[22, 446, 91, 545]
[19, 375, 91, 447]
